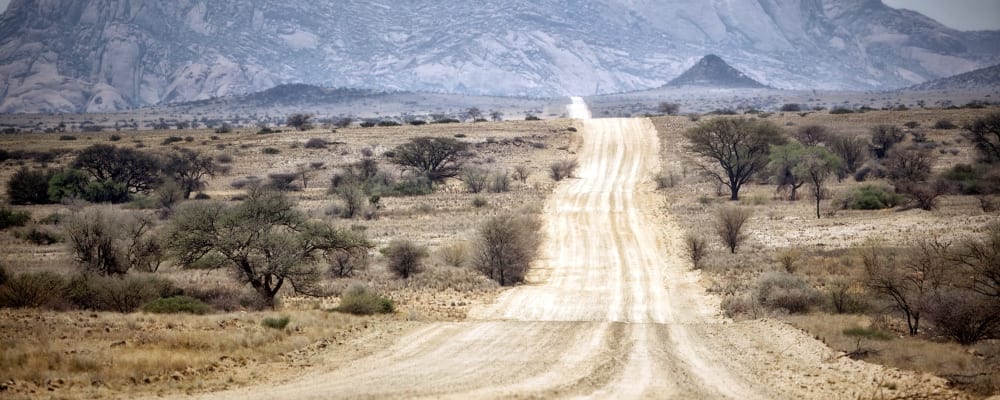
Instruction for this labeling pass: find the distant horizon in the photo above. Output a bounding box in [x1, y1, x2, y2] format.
[0, 0, 997, 31]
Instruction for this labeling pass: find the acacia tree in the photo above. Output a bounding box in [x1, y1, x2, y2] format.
[286, 113, 313, 131]
[658, 102, 680, 115]
[164, 148, 217, 199]
[684, 118, 786, 200]
[963, 113, 1000, 163]
[465, 107, 483, 122]
[795, 147, 841, 218]
[73, 144, 162, 194]
[768, 142, 808, 201]
[389, 137, 470, 183]
[166, 187, 370, 307]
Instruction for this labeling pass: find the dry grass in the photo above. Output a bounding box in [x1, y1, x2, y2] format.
[651, 107, 1000, 397]
[784, 313, 1000, 396]
[0, 308, 391, 399]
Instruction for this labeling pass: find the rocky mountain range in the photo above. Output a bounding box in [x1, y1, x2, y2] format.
[1, 0, 999, 113]
[665, 55, 768, 88]
[905, 63, 1000, 91]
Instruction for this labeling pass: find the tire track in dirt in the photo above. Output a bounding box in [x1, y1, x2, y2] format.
[184, 99, 963, 399]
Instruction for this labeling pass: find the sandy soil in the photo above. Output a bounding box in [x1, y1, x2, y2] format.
[177, 103, 963, 399]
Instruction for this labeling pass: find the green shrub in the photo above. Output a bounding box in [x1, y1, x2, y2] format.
[839, 185, 904, 210]
[59, 135, 77, 141]
[262, 315, 291, 329]
[753, 271, 822, 314]
[261, 147, 281, 155]
[0, 271, 67, 308]
[0, 208, 31, 230]
[333, 283, 394, 315]
[829, 107, 854, 114]
[142, 296, 212, 314]
[7, 168, 54, 205]
[47, 169, 91, 202]
[83, 180, 130, 203]
[161, 136, 184, 145]
[109, 134, 122, 141]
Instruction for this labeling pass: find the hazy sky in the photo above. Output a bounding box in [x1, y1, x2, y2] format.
[0, 0, 997, 31]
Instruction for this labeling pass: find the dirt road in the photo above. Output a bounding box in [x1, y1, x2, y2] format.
[189, 99, 959, 399]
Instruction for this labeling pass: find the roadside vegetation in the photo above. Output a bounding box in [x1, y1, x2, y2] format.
[655, 107, 1000, 396]
[0, 113, 579, 398]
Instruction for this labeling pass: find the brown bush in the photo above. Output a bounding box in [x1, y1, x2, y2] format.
[715, 207, 752, 253]
[549, 159, 579, 181]
[386, 240, 428, 279]
[684, 234, 708, 268]
[753, 271, 823, 314]
[0, 271, 66, 308]
[474, 213, 541, 286]
[926, 289, 1000, 345]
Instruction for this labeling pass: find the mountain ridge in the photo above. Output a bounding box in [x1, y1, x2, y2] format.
[665, 55, 768, 89]
[905, 63, 1000, 91]
[0, 0, 998, 113]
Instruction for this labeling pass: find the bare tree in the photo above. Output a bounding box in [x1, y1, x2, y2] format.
[715, 207, 752, 253]
[460, 167, 490, 193]
[963, 112, 1000, 163]
[950, 223, 1000, 299]
[474, 213, 541, 286]
[885, 146, 941, 210]
[828, 135, 868, 180]
[885, 146, 934, 185]
[684, 118, 786, 200]
[861, 240, 950, 335]
[490, 111, 504, 122]
[65, 208, 163, 275]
